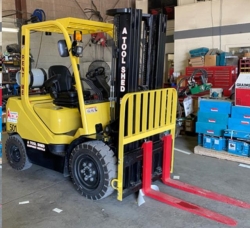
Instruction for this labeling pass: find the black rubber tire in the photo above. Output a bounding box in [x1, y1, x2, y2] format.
[5, 134, 32, 170]
[69, 140, 117, 200]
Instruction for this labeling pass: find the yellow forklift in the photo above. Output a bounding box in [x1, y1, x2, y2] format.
[5, 8, 250, 226]
[5, 8, 175, 201]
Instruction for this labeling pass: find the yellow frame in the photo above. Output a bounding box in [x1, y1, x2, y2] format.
[21, 18, 113, 136]
[5, 18, 114, 144]
[111, 88, 177, 201]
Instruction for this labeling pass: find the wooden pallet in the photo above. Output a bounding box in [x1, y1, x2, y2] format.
[194, 146, 250, 165]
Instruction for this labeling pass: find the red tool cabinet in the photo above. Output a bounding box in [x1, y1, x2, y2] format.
[186, 66, 238, 96]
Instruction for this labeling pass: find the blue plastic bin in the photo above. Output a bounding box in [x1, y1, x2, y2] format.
[219, 52, 230, 66]
[196, 122, 227, 136]
[228, 118, 250, 132]
[198, 133, 203, 146]
[203, 135, 213, 149]
[202, 134, 226, 151]
[231, 106, 250, 119]
[212, 137, 227, 151]
[228, 139, 249, 157]
[224, 129, 250, 140]
[197, 111, 229, 125]
[189, 47, 209, 57]
[199, 99, 232, 114]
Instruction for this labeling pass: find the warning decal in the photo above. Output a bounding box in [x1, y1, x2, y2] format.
[7, 108, 18, 123]
[27, 141, 46, 151]
[86, 107, 98, 114]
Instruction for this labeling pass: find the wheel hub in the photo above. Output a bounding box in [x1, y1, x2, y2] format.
[81, 162, 96, 182]
[10, 146, 21, 163]
[76, 155, 100, 189]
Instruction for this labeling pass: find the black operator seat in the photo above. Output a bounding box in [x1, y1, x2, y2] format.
[44, 65, 78, 107]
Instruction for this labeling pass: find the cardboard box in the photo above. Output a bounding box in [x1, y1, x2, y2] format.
[244, 53, 250, 58]
[185, 118, 195, 132]
[205, 55, 217, 66]
[189, 56, 204, 62]
[188, 56, 205, 67]
[192, 97, 199, 113]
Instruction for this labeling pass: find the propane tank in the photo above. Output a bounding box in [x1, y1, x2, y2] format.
[16, 68, 48, 88]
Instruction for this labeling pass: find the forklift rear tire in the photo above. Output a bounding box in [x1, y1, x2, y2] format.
[69, 140, 117, 200]
[5, 134, 32, 170]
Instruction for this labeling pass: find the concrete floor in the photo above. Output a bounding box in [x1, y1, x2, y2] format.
[2, 133, 250, 228]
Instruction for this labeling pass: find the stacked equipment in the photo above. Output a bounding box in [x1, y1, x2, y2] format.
[196, 99, 250, 157]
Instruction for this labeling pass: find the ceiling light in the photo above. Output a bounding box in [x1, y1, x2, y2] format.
[2, 27, 19, 33]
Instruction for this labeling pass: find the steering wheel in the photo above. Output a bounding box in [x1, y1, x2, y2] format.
[86, 66, 105, 79]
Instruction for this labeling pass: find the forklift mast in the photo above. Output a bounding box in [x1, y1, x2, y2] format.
[107, 8, 167, 119]
[105, 8, 170, 200]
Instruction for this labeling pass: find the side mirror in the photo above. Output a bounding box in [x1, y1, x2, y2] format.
[58, 40, 69, 57]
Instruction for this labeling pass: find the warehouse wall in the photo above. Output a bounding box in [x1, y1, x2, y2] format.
[28, 32, 113, 78]
[2, 0, 133, 76]
[2, 0, 19, 52]
[2, 0, 133, 21]
[136, 0, 148, 13]
[174, 0, 250, 73]
[1, 18, 19, 53]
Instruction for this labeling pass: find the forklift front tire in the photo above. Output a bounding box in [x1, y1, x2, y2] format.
[5, 134, 32, 170]
[69, 140, 117, 200]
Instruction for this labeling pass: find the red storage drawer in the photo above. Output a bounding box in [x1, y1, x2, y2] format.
[185, 66, 238, 96]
